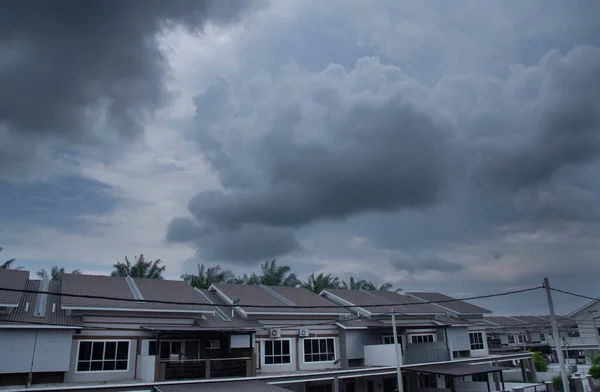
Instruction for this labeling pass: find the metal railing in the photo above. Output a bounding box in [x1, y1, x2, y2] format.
[161, 357, 252, 380]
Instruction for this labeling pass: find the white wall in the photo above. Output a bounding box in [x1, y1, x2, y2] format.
[136, 355, 156, 382]
[364, 344, 397, 366]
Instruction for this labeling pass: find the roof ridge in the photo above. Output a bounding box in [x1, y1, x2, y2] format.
[259, 284, 296, 306]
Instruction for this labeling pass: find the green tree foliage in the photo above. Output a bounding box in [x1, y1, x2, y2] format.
[181, 264, 233, 289]
[0, 247, 22, 270]
[37, 266, 81, 281]
[532, 351, 548, 372]
[111, 254, 165, 279]
[590, 365, 600, 380]
[342, 276, 393, 291]
[302, 273, 342, 293]
[249, 260, 300, 287]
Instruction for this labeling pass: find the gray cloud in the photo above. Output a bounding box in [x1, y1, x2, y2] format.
[392, 255, 464, 274]
[0, 0, 252, 174]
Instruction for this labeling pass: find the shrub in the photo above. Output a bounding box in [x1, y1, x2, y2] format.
[590, 365, 600, 380]
[533, 352, 548, 372]
[553, 374, 573, 392]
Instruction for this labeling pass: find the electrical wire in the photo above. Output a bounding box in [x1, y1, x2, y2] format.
[550, 287, 600, 303]
[0, 285, 543, 309]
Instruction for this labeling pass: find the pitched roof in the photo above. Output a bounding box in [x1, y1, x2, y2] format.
[484, 316, 529, 327]
[0, 269, 29, 306]
[155, 380, 290, 392]
[0, 280, 81, 327]
[60, 274, 213, 313]
[405, 292, 492, 315]
[211, 284, 349, 315]
[322, 289, 445, 315]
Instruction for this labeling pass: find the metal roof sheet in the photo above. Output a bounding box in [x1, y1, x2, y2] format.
[154, 380, 289, 392]
[0, 269, 29, 306]
[61, 274, 213, 313]
[406, 292, 492, 314]
[406, 363, 506, 376]
[323, 289, 444, 315]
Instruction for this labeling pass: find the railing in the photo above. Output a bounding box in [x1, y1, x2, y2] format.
[405, 342, 450, 364]
[161, 357, 252, 380]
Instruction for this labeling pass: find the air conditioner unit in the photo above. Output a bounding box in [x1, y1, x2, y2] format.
[299, 328, 310, 337]
[269, 328, 281, 338]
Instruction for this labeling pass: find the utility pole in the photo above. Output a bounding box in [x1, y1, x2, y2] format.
[544, 278, 569, 392]
[392, 309, 404, 392]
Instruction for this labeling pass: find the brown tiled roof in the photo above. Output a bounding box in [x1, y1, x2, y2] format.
[60, 274, 213, 313]
[0, 280, 81, 327]
[323, 289, 444, 315]
[406, 292, 492, 314]
[0, 269, 29, 306]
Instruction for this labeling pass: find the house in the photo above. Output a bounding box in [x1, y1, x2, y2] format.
[0, 269, 81, 386]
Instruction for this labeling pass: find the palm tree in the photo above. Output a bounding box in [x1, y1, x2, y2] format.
[111, 254, 165, 279]
[251, 260, 299, 287]
[0, 247, 22, 270]
[227, 273, 258, 285]
[37, 266, 81, 281]
[182, 264, 233, 289]
[302, 273, 342, 293]
[363, 281, 394, 291]
[342, 276, 370, 290]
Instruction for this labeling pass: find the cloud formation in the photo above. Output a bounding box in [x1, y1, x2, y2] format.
[0, 0, 252, 176]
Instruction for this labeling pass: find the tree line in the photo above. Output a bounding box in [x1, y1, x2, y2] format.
[0, 247, 393, 293]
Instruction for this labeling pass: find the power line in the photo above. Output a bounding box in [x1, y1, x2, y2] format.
[0, 285, 543, 309]
[550, 287, 600, 303]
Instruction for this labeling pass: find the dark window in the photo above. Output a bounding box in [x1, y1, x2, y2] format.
[469, 332, 485, 351]
[418, 373, 437, 388]
[77, 341, 129, 372]
[410, 334, 435, 343]
[472, 373, 488, 382]
[304, 338, 335, 362]
[148, 341, 157, 356]
[508, 335, 515, 344]
[264, 340, 291, 365]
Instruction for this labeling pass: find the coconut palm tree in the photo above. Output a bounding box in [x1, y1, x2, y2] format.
[111, 254, 165, 279]
[37, 266, 81, 281]
[342, 276, 370, 290]
[250, 260, 299, 287]
[302, 273, 342, 293]
[227, 273, 258, 285]
[181, 264, 233, 289]
[0, 247, 22, 270]
[363, 281, 394, 291]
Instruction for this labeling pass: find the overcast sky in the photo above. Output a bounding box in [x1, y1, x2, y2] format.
[1, 0, 599, 315]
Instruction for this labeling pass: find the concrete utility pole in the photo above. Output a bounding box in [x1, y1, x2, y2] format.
[392, 309, 404, 392]
[544, 277, 570, 392]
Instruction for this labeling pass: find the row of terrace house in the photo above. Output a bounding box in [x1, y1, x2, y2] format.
[483, 312, 600, 366]
[0, 269, 535, 392]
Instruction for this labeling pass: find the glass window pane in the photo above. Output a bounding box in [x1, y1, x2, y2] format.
[79, 342, 92, 361]
[305, 354, 311, 362]
[312, 340, 319, 352]
[320, 340, 327, 352]
[283, 355, 291, 363]
[282, 340, 290, 354]
[103, 361, 116, 371]
[90, 361, 103, 371]
[274, 356, 282, 364]
[105, 342, 117, 360]
[171, 342, 181, 355]
[92, 342, 104, 360]
[327, 339, 334, 353]
[77, 361, 90, 372]
[265, 342, 273, 355]
[149, 341, 157, 356]
[160, 341, 170, 359]
[320, 354, 327, 361]
[304, 340, 311, 353]
[265, 356, 273, 365]
[117, 342, 129, 360]
[274, 341, 281, 355]
[116, 360, 128, 370]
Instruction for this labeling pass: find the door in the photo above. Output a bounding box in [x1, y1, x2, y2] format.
[383, 377, 396, 392]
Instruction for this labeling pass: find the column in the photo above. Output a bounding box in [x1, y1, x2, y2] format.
[520, 359, 528, 382]
[333, 376, 339, 392]
[527, 357, 537, 382]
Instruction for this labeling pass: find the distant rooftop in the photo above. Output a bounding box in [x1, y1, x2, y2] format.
[406, 292, 492, 315]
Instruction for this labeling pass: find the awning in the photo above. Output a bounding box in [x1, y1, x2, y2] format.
[404, 363, 506, 377]
[154, 380, 290, 392]
[141, 325, 256, 332]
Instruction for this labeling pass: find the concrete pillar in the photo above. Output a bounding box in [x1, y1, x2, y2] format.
[528, 358, 538, 382]
[520, 359, 528, 382]
[205, 358, 211, 379]
[573, 377, 584, 392]
[493, 372, 501, 392]
[545, 381, 555, 392]
[333, 376, 339, 392]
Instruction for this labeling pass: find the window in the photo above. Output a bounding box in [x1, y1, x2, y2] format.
[508, 335, 515, 344]
[540, 333, 546, 342]
[418, 373, 437, 388]
[206, 340, 220, 349]
[410, 334, 435, 343]
[518, 334, 524, 343]
[264, 340, 291, 365]
[472, 373, 488, 382]
[469, 332, 485, 351]
[77, 341, 129, 372]
[304, 338, 335, 362]
[380, 336, 404, 354]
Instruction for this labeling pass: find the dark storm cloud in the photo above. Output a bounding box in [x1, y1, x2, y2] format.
[0, 0, 251, 171]
[392, 255, 464, 274]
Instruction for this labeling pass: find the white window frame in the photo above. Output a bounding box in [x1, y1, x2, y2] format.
[302, 337, 336, 363]
[410, 334, 436, 344]
[263, 339, 292, 366]
[469, 332, 485, 351]
[518, 334, 524, 343]
[76, 340, 130, 373]
[540, 333, 546, 342]
[508, 335, 515, 344]
[206, 340, 221, 350]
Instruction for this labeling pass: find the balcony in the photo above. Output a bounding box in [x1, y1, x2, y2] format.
[159, 357, 253, 381]
[364, 341, 450, 367]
